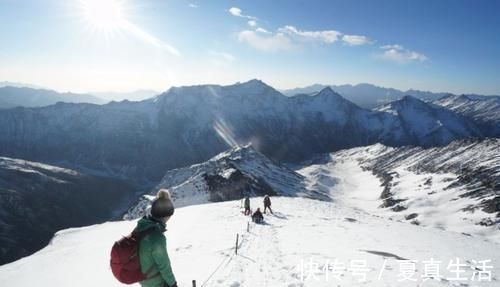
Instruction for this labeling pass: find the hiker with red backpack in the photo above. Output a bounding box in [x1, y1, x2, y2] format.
[111, 189, 177, 287]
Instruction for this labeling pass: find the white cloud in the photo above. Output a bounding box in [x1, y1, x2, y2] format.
[278, 25, 341, 43]
[228, 7, 257, 20]
[380, 44, 428, 63]
[228, 7, 242, 16]
[188, 3, 198, 8]
[255, 27, 271, 34]
[342, 35, 372, 46]
[237, 30, 294, 52]
[233, 14, 373, 52]
[381, 44, 403, 50]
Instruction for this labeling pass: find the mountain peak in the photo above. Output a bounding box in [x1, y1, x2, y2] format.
[388, 95, 429, 109]
[401, 94, 422, 102]
[314, 86, 343, 98]
[231, 79, 274, 90]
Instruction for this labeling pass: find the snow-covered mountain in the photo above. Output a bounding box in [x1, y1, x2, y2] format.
[125, 144, 329, 219]
[0, 86, 106, 109]
[1, 197, 499, 286]
[0, 80, 488, 184]
[0, 157, 136, 265]
[282, 83, 451, 108]
[375, 95, 482, 146]
[298, 138, 500, 242]
[434, 94, 500, 137]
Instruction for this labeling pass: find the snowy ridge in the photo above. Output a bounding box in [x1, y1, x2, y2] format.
[298, 138, 500, 242]
[434, 94, 500, 136]
[124, 144, 328, 219]
[0, 156, 79, 179]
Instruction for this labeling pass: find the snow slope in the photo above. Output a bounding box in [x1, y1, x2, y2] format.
[1, 197, 498, 286]
[298, 139, 500, 243]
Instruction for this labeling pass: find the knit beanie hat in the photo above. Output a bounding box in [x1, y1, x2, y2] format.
[151, 189, 175, 218]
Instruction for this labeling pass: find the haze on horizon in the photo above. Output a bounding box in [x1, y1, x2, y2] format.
[0, 0, 499, 95]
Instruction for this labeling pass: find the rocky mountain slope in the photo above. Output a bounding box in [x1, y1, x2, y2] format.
[0, 157, 136, 265]
[125, 144, 329, 219]
[375, 95, 483, 146]
[434, 94, 500, 136]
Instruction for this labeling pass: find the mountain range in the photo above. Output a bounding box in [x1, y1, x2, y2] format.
[282, 83, 499, 109]
[0, 86, 105, 109]
[0, 79, 496, 185]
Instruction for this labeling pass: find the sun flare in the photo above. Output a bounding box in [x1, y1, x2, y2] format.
[81, 0, 126, 33]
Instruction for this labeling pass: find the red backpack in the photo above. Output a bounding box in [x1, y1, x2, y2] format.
[110, 228, 155, 284]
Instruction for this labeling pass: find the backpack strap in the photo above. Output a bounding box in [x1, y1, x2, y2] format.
[131, 226, 157, 240]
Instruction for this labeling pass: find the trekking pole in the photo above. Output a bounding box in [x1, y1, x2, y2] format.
[192, 280, 196, 287]
[247, 221, 250, 232]
[235, 233, 239, 255]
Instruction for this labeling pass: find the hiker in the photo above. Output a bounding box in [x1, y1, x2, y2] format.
[134, 189, 177, 287]
[244, 196, 251, 215]
[252, 208, 264, 223]
[263, 195, 273, 214]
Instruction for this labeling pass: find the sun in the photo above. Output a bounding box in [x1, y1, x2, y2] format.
[81, 0, 126, 33]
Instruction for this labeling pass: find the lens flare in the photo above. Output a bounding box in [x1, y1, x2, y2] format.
[214, 118, 238, 148]
[81, 0, 126, 33]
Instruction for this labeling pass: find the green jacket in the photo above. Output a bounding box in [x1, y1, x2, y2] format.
[135, 216, 176, 287]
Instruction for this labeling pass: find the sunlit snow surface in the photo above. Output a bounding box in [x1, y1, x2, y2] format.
[0, 197, 498, 286]
[298, 140, 500, 243]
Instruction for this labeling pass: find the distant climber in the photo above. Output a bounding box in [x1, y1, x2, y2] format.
[244, 196, 251, 215]
[135, 189, 178, 287]
[263, 195, 273, 214]
[252, 208, 264, 223]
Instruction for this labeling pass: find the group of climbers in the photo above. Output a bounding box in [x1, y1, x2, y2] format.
[243, 194, 273, 224]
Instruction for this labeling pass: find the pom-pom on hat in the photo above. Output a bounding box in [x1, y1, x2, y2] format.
[151, 189, 175, 218]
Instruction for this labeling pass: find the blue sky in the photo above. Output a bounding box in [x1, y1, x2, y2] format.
[0, 0, 499, 94]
